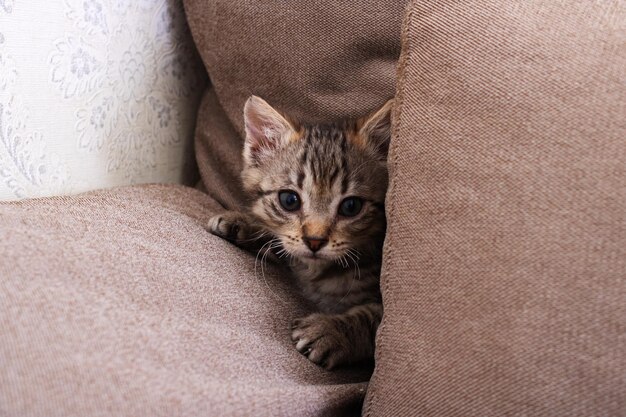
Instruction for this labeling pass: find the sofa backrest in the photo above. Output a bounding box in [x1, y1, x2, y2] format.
[183, 0, 405, 210]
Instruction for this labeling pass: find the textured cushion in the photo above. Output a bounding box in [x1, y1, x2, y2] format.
[0, 185, 369, 416]
[0, 0, 206, 201]
[183, 0, 406, 209]
[364, 1, 626, 415]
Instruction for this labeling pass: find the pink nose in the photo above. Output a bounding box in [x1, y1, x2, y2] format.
[303, 236, 328, 252]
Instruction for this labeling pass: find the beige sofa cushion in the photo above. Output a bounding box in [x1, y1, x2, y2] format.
[364, 0, 626, 415]
[0, 185, 369, 416]
[183, 0, 406, 209]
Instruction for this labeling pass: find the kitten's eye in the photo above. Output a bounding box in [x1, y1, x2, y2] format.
[278, 190, 301, 211]
[338, 197, 363, 217]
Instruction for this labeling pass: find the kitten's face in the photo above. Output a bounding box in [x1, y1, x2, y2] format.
[241, 96, 391, 265]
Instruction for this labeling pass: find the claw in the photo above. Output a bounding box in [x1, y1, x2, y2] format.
[295, 339, 309, 351]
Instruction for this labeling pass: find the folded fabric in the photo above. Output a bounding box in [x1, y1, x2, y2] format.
[0, 184, 369, 416]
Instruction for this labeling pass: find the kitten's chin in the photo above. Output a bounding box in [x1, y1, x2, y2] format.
[299, 257, 333, 269]
[293, 251, 334, 265]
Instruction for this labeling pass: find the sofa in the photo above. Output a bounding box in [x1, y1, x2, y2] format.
[1, 0, 625, 416]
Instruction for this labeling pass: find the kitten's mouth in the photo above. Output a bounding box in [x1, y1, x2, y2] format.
[294, 250, 329, 262]
[285, 244, 337, 262]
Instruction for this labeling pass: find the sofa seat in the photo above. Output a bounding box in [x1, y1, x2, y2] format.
[0, 184, 369, 416]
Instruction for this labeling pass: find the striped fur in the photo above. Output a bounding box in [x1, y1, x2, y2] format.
[208, 96, 392, 369]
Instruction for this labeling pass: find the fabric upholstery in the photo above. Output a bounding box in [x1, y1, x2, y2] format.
[183, 0, 406, 209]
[364, 1, 626, 415]
[0, 0, 206, 201]
[0, 184, 369, 416]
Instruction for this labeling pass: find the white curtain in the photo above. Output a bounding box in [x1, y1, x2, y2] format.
[0, 0, 207, 200]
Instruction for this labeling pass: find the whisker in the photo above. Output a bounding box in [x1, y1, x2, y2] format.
[335, 254, 359, 307]
[336, 276, 355, 307]
[347, 247, 361, 261]
[254, 238, 287, 303]
[254, 239, 275, 281]
[259, 240, 288, 304]
[238, 230, 269, 243]
[346, 250, 362, 282]
[337, 254, 348, 269]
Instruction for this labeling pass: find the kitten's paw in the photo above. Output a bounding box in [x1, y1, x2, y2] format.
[207, 212, 251, 242]
[291, 314, 350, 370]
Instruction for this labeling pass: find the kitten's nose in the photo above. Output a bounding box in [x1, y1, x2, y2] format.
[303, 236, 328, 253]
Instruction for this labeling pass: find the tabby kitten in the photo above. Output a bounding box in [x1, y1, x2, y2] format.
[208, 96, 391, 369]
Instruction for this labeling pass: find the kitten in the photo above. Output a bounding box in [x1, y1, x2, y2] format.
[208, 96, 391, 369]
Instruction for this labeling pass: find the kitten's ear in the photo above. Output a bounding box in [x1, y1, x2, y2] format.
[243, 96, 297, 165]
[357, 99, 394, 160]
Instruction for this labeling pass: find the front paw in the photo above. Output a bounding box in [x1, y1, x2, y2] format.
[291, 314, 350, 370]
[207, 212, 250, 242]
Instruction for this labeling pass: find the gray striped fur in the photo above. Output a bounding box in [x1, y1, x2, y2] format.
[208, 96, 392, 369]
